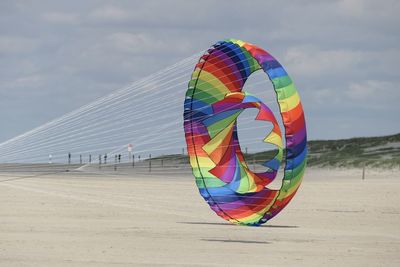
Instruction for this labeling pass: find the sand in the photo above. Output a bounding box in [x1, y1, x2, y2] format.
[0, 168, 399, 266]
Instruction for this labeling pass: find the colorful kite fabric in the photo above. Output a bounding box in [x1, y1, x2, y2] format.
[183, 39, 307, 226]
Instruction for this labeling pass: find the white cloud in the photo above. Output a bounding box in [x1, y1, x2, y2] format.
[347, 80, 396, 98]
[0, 74, 46, 93]
[0, 0, 399, 141]
[42, 12, 80, 24]
[344, 80, 400, 111]
[338, 0, 399, 20]
[283, 45, 364, 76]
[88, 5, 131, 22]
[106, 32, 191, 55]
[0, 36, 40, 54]
[304, 79, 399, 112]
[337, 0, 367, 17]
[108, 33, 155, 53]
[312, 88, 337, 105]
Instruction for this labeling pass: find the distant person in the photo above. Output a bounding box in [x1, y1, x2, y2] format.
[104, 154, 107, 164]
[68, 153, 71, 164]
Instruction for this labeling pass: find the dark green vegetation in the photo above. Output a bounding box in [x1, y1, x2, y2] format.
[152, 133, 400, 169]
[248, 133, 400, 168]
[306, 133, 400, 168]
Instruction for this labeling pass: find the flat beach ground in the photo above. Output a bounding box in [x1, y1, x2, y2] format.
[0, 168, 399, 266]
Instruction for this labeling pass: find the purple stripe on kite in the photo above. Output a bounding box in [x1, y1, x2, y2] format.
[286, 127, 306, 147]
[212, 102, 254, 114]
[254, 54, 275, 64]
[214, 190, 276, 212]
[218, 153, 237, 183]
[185, 121, 209, 135]
[262, 60, 282, 70]
[212, 103, 241, 114]
[212, 49, 245, 87]
[256, 170, 277, 182]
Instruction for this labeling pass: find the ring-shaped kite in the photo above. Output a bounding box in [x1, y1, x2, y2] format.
[183, 39, 307, 226]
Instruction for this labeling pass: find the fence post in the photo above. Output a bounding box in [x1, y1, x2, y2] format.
[149, 154, 152, 173]
[362, 163, 365, 180]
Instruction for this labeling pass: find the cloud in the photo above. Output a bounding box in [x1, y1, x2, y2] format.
[106, 32, 191, 55]
[346, 80, 400, 110]
[0, 0, 399, 142]
[337, 0, 368, 17]
[88, 5, 131, 22]
[42, 12, 80, 24]
[0, 36, 40, 54]
[338, 0, 399, 21]
[0, 74, 46, 93]
[283, 45, 364, 77]
[347, 80, 382, 99]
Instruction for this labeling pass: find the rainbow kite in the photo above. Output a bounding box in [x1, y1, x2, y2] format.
[183, 39, 307, 226]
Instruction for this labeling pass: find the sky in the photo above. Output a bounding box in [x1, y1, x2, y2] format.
[0, 0, 399, 143]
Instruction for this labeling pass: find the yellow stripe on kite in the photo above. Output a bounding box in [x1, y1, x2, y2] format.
[278, 91, 300, 113]
[231, 203, 274, 224]
[190, 156, 216, 169]
[202, 121, 234, 155]
[198, 70, 231, 95]
[278, 172, 304, 199]
[231, 39, 246, 47]
[263, 132, 283, 148]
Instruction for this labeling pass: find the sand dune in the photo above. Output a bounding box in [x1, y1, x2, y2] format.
[0, 168, 399, 266]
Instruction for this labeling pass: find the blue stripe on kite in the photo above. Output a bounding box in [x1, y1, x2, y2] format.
[262, 60, 281, 70]
[262, 158, 280, 171]
[184, 110, 209, 122]
[200, 187, 273, 203]
[233, 47, 251, 78]
[242, 95, 261, 103]
[266, 67, 287, 80]
[285, 146, 307, 170]
[202, 109, 241, 127]
[222, 43, 248, 81]
[286, 137, 307, 159]
[184, 99, 212, 114]
[225, 159, 242, 192]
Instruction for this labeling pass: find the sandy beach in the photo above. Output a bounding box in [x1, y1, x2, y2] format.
[0, 168, 399, 266]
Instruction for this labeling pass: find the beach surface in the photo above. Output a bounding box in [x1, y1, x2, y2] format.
[0, 167, 399, 266]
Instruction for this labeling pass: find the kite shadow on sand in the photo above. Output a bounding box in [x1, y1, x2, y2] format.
[178, 221, 298, 228]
